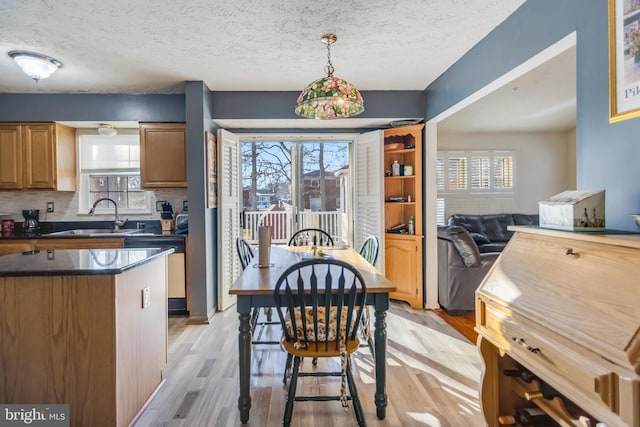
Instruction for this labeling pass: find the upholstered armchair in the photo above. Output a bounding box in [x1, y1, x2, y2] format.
[437, 225, 500, 315]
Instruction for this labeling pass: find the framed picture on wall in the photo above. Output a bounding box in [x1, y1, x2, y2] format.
[206, 131, 217, 208]
[609, 0, 640, 122]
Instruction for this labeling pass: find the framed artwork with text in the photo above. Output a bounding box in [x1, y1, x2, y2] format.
[609, 0, 640, 122]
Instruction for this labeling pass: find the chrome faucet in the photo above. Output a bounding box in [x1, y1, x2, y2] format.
[89, 197, 127, 230]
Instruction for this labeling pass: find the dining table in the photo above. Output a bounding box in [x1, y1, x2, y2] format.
[229, 244, 396, 424]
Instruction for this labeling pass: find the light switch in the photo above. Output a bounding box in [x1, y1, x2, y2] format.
[142, 287, 150, 308]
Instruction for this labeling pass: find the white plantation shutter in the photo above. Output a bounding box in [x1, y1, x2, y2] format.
[436, 157, 445, 191]
[494, 155, 514, 189]
[447, 157, 467, 189]
[437, 150, 516, 221]
[471, 156, 490, 189]
[218, 129, 241, 310]
[354, 130, 384, 270]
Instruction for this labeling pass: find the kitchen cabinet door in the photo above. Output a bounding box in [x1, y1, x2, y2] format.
[34, 238, 125, 250]
[0, 125, 23, 189]
[385, 234, 423, 308]
[0, 123, 76, 191]
[23, 123, 76, 191]
[139, 123, 187, 188]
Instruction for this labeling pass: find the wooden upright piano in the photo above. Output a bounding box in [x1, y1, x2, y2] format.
[475, 226, 640, 426]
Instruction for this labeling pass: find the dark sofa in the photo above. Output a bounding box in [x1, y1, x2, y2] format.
[448, 213, 539, 253]
[438, 213, 539, 315]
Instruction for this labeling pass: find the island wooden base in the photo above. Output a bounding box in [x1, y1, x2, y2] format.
[0, 256, 168, 427]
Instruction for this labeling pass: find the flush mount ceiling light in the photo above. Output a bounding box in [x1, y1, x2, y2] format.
[8, 50, 62, 82]
[97, 123, 117, 137]
[295, 33, 364, 119]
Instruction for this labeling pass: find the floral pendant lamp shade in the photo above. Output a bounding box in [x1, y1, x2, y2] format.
[295, 34, 364, 119]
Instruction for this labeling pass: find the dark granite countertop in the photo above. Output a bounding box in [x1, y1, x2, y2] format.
[0, 220, 186, 240]
[0, 247, 174, 277]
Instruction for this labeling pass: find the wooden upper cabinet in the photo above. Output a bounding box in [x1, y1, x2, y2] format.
[139, 122, 187, 188]
[0, 123, 76, 191]
[0, 125, 23, 189]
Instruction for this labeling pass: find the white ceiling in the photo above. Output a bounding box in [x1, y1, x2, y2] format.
[438, 45, 577, 133]
[1, 1, 576, 133]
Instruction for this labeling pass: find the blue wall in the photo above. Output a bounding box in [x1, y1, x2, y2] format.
[427, 0, 640, 231]
[0, 93, 185, 122]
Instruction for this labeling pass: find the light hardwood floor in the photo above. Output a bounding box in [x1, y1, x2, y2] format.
[134, 301, 485, 427]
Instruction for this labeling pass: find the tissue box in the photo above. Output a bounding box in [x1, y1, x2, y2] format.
[538, 190, 605, 231]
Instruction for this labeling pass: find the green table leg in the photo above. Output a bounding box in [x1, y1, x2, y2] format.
[238, 298, 252, 423]
[374, 297, 389, 419]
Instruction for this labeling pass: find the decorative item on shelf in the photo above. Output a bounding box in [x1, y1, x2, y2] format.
[389, 119, 421, 128]
[384, 142, 404, 151]
[8, 50, 62, 81]
[538, 190, 605, 231]
[392, 160, 400, 176]
[408, 216, 414, 235]
[404, 165, 413, 176]
[384, 168, 392, 177]
[387, 223, 407, 234]
[294, 33, 364, 119]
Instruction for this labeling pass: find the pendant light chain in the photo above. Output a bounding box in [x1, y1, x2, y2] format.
[325, 41, 334, 78]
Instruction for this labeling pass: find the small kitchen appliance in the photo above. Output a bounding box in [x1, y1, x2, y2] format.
[22, 209, 40, 234]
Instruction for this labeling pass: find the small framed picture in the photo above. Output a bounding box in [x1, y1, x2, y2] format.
[609, 0, 640, 122]
[206, 131, 217, 208]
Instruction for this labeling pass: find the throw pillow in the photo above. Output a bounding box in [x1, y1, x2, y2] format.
[441, 226, 482, 268]
[469, 232, 491, 245]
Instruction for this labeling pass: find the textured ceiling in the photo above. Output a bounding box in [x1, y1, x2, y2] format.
[0, 0, 526, 94]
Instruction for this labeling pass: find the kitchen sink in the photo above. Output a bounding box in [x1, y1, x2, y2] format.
[46, 229, 140, 237]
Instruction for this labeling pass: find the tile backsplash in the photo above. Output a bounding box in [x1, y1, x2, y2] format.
[0, 189, 188, 222]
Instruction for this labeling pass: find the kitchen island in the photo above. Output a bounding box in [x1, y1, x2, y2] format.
[0, 247, 172, 427]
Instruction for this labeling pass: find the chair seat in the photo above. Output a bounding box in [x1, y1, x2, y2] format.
[281, 336, 360, 358]
[285, 306, 354, 342]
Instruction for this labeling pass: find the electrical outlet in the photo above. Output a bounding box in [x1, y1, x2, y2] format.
[155, 201, 166, 212]
[46, 201, 55, 213]
[142, 287, 151, 309]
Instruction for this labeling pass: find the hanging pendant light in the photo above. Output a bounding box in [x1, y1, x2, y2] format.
[295, 34, 364, 119]
[8, 50, 62, 82]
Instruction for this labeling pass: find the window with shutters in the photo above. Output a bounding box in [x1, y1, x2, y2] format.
[436, 150, 516, 224]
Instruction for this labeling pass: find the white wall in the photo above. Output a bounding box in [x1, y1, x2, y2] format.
[0, 189, 187, 223]
[438, 131, 575, 214]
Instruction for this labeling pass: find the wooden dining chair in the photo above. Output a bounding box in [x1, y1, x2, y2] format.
[236, 237, 254, 271]
[236, 237, 279, 344]
[358, 235, 379, 266]
[273, 258, 367, 427]
[358, 235, 379, 360]
[288, 228, 334, 247]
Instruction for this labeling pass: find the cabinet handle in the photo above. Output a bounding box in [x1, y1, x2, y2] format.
[512, 337, 540, 354]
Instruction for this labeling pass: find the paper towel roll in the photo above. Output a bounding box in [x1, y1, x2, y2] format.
[258, 226, 272, 266]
